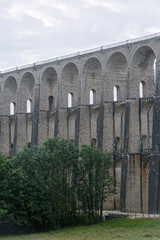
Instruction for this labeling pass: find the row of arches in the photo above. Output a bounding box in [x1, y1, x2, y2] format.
[0, 45, 157, 115]
[8, 82, 151, 116]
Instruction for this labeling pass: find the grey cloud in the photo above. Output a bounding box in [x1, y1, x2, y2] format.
[0, 0, 159, 69]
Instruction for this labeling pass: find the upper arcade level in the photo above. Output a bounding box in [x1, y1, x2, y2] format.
[0, 33, 160, 115]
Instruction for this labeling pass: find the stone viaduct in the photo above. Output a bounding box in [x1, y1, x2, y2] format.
[0, 33, 160, 214]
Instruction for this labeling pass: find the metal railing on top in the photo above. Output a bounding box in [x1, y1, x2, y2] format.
[1, 32, 160, 74]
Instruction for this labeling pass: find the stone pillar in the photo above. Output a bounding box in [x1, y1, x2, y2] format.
[31, 84, 40, 146]
[148, 61, 160, 214]
[120, 102, 130, 212]
[148, 95, 160, 213]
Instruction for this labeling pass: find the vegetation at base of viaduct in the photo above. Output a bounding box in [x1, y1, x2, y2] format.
[0, 138, 113, 230]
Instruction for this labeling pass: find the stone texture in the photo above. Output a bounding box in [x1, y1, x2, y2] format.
[1, 35, 160, 213]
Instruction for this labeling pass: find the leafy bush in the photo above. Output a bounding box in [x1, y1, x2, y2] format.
[77, 145, 113, 223]
[0, 139, 114, 230]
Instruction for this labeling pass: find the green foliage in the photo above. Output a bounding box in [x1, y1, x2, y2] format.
[0, 139, 114, 230]
[9, 139, 79, 229]
[77, 145, 113, 223]
[0, 153, 12, 221]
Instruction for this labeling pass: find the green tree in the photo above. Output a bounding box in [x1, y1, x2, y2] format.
[10, 138, 79, 229]
[77, 145, 114, 223]
[0, 153, 12, 221]
[0, 139, 114, 229]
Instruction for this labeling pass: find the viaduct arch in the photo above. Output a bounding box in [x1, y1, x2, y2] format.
[1, 33, 160, 214]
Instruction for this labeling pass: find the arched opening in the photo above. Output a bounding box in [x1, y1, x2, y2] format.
[114, 137, 120, 151]
[28, 142, 31, 148]
[10, 102, 15, 115]
[89, 89, 96, 105]
[68, 92, 73, 108]
[62, 63, 79, 107]
[27, 99, 32, 113]
[20, 72, 35, 113]
[48, 96, 54, 110]
[82, 57, 102, 104]
[41, 67, 57, 110]
[113, 85, 120, 101]
[4, 76, 17, 115]
[70, 139, 75, 145]
[131, 46, 156, 98]
[90, 138, 96, 147]
[139, 81, 146, 98]
[106, 52, 127, 101]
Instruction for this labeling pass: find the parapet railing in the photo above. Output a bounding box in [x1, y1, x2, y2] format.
[1, 32, 160, 74]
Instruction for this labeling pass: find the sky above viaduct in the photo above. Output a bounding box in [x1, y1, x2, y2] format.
[0, 0, 159, 70]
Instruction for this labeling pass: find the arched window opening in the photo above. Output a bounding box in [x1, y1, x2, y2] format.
[48, 96, 54, 110]
[10, 102, 15, 115]
[139, 81, 145, 98]
[90, 138, 96, 147]
[28, 142, 31, 148]
[153, 58, 156, 84]
[69, 139, 75, 145]
[114, 137, 120, 151]
[90, 89, 96, 105]
[27, 99, 32, 113]
[113, 85, 119, 102]
[68, 92, 73, 108]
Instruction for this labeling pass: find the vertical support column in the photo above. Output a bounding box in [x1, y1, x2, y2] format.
[75, 107, 80, 148]
[0, 116, 10, 156]
[78, 106, 90, 147]
[120, 102, 130, 212]
[148, 96, 160, 213]
[31, 85, 40, 146]
[148, 61, 160, 214]
[13, 115, 18, 155]
[98, 104, 104, 148]
[54, 108, 59, 138]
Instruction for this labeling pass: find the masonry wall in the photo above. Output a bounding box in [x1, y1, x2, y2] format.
[1, 35, 160, 213]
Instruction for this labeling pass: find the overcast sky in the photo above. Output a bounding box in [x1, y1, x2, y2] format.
[0, 0, 160, 70]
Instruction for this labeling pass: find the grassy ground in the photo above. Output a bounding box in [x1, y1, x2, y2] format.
[1, 218, 160, 240]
